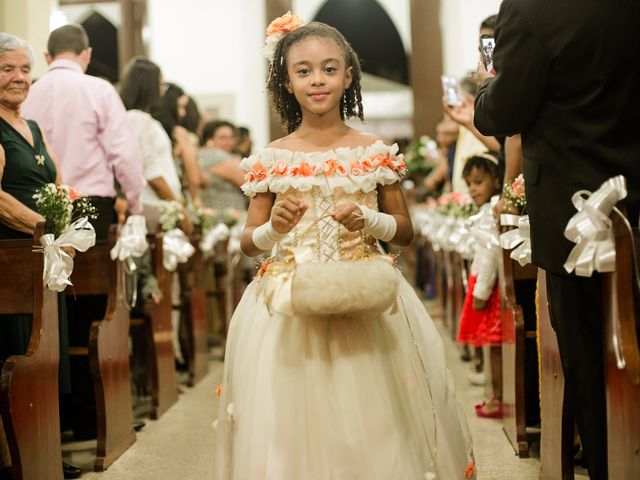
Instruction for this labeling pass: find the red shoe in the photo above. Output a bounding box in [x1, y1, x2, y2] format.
[476, 399, 503, 419]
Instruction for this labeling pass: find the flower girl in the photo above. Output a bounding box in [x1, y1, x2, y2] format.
[214, 13, 476, 479]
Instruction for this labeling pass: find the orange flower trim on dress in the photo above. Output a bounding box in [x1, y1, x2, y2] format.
[246, 161, 268, 183]
[464, 460, 476, 478]
[291, 161, 315, 177]
[266, 11, 304, 37]
[270, 161, 289, 177]
[323, 159, 347, 176]
[243, 154, 405, 184]
[215, 384, 223, 397]
[257, 258, 271, 278]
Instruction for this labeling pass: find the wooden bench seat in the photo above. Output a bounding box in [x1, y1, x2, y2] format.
[0, 223, 63, 480]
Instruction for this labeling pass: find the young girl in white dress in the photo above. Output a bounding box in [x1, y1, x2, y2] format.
[214, 14, 476, 480]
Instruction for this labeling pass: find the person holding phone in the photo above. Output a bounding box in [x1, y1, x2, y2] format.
[473, 1, 640, 478]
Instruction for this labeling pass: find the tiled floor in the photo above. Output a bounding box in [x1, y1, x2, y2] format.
[66, 304, 589, 480]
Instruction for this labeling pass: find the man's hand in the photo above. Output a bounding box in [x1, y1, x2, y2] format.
[271, 195, 308, 234]
[477, 60, 495, 86]
[332, 203, 365, 232]
[114, 196, 128, 224]
[442, 97, 474, 128]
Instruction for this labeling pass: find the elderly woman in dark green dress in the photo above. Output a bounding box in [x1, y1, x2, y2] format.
[0, 33, 80, 478]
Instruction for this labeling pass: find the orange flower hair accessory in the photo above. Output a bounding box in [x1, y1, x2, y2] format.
[264, 11, 304, 60]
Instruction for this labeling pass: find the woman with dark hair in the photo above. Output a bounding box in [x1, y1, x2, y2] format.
[198, 120, 246, 212]
[118, 56, 189, 232]
[153, 82, 203, 206]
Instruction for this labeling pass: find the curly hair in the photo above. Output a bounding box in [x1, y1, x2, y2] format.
[266, 22, 364, 134]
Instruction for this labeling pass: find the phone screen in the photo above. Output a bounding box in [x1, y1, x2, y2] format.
[441, 75, 462, 106]
[480, 36, 495, 72]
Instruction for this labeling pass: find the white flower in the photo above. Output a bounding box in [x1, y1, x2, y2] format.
[425, 472, 436, 480]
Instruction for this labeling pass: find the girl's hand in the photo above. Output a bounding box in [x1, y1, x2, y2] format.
[472, 297, 488, 311]
[332, 203, 364, 232]
[271, 195, 308, 233]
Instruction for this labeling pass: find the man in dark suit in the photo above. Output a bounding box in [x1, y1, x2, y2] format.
[473, 1, 640, 478]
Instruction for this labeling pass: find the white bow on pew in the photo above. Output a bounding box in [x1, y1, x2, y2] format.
[163, 228, 195, 272]
[199, 223, 230, 257]
[110, 214, 149, 272]
[39, 217, 96, 292]
[563, 175, 627, 276]
[500, 214, 532, 266]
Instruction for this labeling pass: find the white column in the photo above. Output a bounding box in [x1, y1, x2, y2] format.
[0, 0, 56, 78]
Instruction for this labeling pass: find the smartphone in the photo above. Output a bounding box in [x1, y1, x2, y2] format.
[441, 75, 462, 106]
[480, 35, 495, 72]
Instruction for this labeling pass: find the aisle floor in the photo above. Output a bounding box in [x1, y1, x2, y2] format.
[69, 304, 589, 480]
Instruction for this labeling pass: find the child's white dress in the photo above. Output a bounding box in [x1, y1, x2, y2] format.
[214, 141, 476, 480]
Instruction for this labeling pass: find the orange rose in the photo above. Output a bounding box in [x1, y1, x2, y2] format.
[324, 159, 346, 176]
[252, 161, 267, 181]
[292, 161, 314, 177]
[246, 172, 255, 183]
[349, 161, 364, 176]
[67, 186, 82, 201]
[266, 11, 304, 37]
[271, 161, 289, 176]
[215, 384, 223, 397]
[361, 159, 374, 172]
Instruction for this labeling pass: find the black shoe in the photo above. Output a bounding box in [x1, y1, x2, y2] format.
[133, 420, 146, 432]
[63, 461, 83, 479]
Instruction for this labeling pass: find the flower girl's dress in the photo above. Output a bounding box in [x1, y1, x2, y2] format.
[214, 141, 476, 480]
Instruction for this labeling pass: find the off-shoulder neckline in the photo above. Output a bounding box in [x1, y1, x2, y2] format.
[259, 139, 392, 156]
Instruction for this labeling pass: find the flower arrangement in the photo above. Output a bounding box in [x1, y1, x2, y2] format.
[190, 206, 243, 231]
[503, 174, 527, 213]
[32, 183, 97, 238]
[264, 11, 304, 60]
[404, 135, 440, 178]
[189, 206, 217, 233]
[436, 191, 478, 218]
[157, 200, 185, 231]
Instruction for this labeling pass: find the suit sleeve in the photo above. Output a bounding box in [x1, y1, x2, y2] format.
[474, 0, 550, 137]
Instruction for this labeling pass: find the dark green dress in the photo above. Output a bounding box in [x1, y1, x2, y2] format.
[0, 117, 71, 394]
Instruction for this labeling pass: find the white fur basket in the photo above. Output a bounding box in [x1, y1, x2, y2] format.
[291, 258, 399, 318]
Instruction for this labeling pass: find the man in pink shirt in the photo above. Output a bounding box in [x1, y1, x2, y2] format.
[22, 23, 144, 240]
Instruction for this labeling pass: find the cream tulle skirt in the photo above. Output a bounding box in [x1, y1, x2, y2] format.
[214, 275, 475, 480]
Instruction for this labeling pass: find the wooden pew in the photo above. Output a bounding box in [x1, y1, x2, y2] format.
[0, 223, 63, 480]
[538, 269, 574, 480]
[69, 227, 135, 471]
[146, 233, 178, 419]
[602, 210, 640, 478]
[498, 250, 539, 458]
[178, 235, 208, 387]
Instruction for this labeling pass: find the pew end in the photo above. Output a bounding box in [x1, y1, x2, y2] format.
[0, 222, 64, 480]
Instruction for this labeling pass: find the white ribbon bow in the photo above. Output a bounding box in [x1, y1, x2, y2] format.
[563, 175, 627, 276]
[41, 217, 96, 292]
[500, 214, 532, 266]
[163, 228, 195, 272]
[110, 215, 148, 272]
[199, 223, 230, 256]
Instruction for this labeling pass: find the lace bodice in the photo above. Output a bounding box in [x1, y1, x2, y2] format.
[240, 141, 406, 262]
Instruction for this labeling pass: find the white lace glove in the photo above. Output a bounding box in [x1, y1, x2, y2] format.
[252, 221, 287, 252]
[358, 205, 397, 242]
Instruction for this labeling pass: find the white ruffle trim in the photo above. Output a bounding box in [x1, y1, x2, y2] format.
[240, 140, 406, 197]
